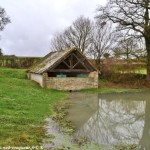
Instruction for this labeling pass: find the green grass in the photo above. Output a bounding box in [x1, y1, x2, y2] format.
[80, 87, 140, 94]
[134, 68, 147, 74]
[0, 68, 67, 146]
[119, 68, 147, 74]
[80, 79, 145, 93]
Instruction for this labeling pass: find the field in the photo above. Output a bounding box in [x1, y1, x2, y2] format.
[0, 68, 66, 146]
[120, 68, 147, 74]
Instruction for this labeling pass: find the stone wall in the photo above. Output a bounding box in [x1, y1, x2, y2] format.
[28, 71, 98, 90]
[29, 73, 44, 87]
[45, 71, 98, 90]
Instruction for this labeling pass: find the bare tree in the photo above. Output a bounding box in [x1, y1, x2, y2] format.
[88, 20, 120, 70]
[114, 37, 145, 60]
[50, 32, 71, 51]
[50, 16, 92, 53]
[0, 7, 10, 56]
[0, 6, 10, 31]
[97, 0, 150, 82]
[64, 16, 92, 53]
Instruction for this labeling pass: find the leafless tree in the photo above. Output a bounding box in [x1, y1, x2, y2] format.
[114, 37, 145, 60]
[50, 32, 71, 51]
[88, 20, 120, 70]
[0, 7, 10, 55]
[50, 16, 92, 53]
[64, 16, 92, 53]
[97, 0, 150, 81]
[0, 6, 10, 31]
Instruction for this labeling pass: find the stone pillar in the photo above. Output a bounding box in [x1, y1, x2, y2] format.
[89, 71, 99, 88]
[42, 73, 47, 88]
[94, 72, 99, 88]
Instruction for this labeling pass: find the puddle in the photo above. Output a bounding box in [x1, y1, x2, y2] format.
[43, 118, 73, 149]
[66, 91, 150, 149]
[43, 118, 104, 150]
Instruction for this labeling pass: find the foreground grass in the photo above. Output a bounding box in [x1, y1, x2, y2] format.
[0, 68, 66, 146]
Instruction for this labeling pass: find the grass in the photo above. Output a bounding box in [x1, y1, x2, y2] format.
[0, 68, 67, 146]
[80, 77, 150, 94]
[80, 87, 140, 94]
[80, 79, 145, 94]
[134, 68, 147, 74]
[119, 68, 147, 74]
[0, 68, 146, 149]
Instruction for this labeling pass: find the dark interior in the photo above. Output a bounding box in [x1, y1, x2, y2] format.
[47, 50, 94, 78]
[47, 72, 89, 77]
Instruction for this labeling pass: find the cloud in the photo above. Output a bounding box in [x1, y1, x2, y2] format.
[0, 0, 106, 56]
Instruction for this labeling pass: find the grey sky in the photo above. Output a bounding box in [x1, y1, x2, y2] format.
[0, 0, 106, 56]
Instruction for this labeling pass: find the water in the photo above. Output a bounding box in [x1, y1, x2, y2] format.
[66, 91, 150, 149]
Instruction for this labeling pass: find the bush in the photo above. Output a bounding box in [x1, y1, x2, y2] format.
[100, 62, 146, 87]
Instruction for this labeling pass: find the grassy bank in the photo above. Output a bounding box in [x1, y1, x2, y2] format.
[80, 79, 146, 94]
[80, 88, 140, 94]
[0, 68, 66, 146]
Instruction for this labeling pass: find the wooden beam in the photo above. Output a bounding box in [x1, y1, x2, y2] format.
[72, 58, 86, 69]
[69, 54, 73, 69]
[50, 53, 72, 70]
[48, 50, 96, 73]
[72, 53, 81, 62]
[72, 53, 89, 71]
[62, 60, 70, 68]
[74, 51, 96, 71]
[49, 69, 90, 73]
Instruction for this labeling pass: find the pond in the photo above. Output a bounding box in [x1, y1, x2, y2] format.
[66, 91, 150, 149]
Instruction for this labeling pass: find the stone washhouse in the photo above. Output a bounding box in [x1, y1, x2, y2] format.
[27, 48, 98, 91]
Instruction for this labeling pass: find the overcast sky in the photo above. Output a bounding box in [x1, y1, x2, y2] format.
[0, 0, 106, 56]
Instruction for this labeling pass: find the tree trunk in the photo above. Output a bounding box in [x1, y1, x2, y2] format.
[126, 48, 129, 60]
[139, 100, 150, 149]
[145, 38, 150, 83]
[96, 59, 101, 71]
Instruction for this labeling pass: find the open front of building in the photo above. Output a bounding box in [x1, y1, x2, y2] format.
[28, 48, 98, 90]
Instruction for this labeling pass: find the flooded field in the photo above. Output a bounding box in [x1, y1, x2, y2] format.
[66, 91, 150, 149]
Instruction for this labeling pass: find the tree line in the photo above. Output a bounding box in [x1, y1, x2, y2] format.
[0, 56, 41, 68]
[50, 16, 145, 71]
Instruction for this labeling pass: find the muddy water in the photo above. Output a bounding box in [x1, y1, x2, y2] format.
[66, 91, 150, 149]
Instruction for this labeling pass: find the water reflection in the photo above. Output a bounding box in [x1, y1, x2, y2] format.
[67, 92, 150, 149]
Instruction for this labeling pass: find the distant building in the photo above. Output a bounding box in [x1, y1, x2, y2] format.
[27, 48, 98, 91]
